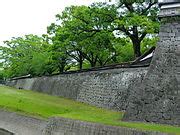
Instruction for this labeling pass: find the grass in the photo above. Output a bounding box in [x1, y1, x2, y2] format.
[0, 85, 179, 135]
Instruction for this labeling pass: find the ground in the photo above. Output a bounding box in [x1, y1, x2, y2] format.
[0, 85, 179, 134]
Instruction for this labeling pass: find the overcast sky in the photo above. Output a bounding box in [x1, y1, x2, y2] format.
[0, 0, 107, 45]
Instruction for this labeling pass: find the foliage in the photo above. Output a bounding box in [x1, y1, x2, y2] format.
[48, 1, 160, 63]
[0, 71, 4, 80]
[114, 38, 134, 62]
[113, 1, 159, 57]
[1, 35, 56, 78]
[0, 1, 160, 78]
[48, 4, 118, 68]
[141, 36, 159, 53]
[0, 85, 180, 135]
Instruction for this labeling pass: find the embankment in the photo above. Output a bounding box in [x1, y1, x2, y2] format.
[0, 110, 170, 135]
[6, 67, 148, 111]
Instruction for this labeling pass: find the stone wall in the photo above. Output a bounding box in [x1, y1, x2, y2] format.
[0, 128, 13, 135]
[0, 110, 46, 135]
[43, 117, 169, 135]
[123, 19, 180, 125]
[7, 67, 147, 111]
[0, 110, 170, 135]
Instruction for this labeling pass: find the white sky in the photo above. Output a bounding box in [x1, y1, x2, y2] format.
[0, 0, 107, 45]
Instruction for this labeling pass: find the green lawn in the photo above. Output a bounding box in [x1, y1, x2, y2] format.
[0, 85, 179, 135]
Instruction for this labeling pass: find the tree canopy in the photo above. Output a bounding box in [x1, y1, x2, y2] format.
[0, 1, 159, 78]
[1, 35, 57, 77]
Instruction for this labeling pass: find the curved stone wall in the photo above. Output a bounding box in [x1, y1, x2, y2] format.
[7, 67, 147, 111]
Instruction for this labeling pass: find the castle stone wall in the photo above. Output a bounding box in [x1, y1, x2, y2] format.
[7, 67, 147, 111]
[123, 19, 180, 125]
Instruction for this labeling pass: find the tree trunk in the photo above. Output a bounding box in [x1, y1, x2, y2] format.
[90, 55, 98, 68]
[78, 51, 84, 70]
[79, 60, 83, 70]
[132, 40, 141, 58]
[58, 65, 64, 73]
[98, 58, 103, 67]
[90, 61, 96, 67]
[89, 58, 97, 68]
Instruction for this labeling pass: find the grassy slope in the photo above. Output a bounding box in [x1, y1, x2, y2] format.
[0, 86, 179, 135]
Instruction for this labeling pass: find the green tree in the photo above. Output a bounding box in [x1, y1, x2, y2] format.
[48, 5, 118, 68]
[65, 2, 159, 58]
[1, 35, 56, 78]
[48, 41, 71, 73]
[141, 36, 159, 53]
[113, 1, 159, 57]
[48, 25, 84, 70]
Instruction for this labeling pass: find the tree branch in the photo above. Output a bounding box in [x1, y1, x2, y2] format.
[72, 15, 89, 24]
[114, 26, 132, 38]
[124, 3, 134, 12]
[141, 2, 157, 15]
[139, 32, 147, 42]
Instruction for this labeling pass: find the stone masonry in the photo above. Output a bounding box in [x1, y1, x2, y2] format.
[43, 117, 170, 135]
[123, 2, 180, 126]
[0, 110, 170, 135]
[6, 68, 147, 111]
